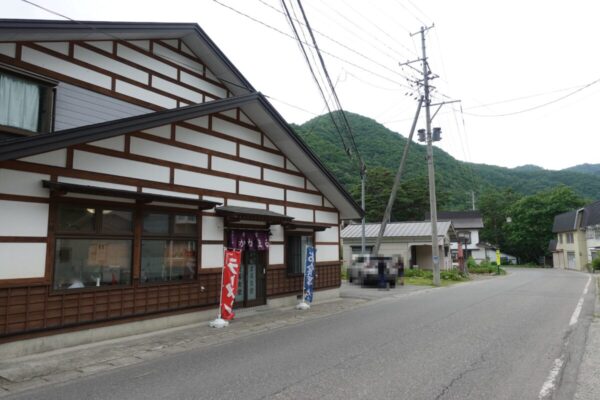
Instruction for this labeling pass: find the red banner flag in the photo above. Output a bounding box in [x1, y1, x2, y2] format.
[220, 249, 241, 320]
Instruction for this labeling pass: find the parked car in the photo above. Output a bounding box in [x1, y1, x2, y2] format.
[348, 255, 397, 287]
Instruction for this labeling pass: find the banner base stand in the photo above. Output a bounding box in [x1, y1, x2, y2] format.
[296, 301, 310, 310]
[209, 318, 229, 328]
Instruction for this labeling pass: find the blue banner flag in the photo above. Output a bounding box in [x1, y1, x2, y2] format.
[303, 246, 316, 303]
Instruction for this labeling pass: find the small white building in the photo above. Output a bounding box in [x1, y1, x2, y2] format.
[341, 221, 456, 270]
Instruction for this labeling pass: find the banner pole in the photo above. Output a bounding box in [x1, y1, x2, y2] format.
[210, 247, 229, 328]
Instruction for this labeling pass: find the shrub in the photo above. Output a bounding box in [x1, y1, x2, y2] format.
[467, 257, 477, 269]
[440, 269, 466, 281]
[405, 268, 432, 278]
[592, 258, 600, 271]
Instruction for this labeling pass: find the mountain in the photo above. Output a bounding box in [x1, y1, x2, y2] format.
[563, 163, 600, 176]
[292, 112, 600, 211]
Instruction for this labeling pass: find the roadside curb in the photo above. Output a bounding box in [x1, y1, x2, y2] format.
[574, 275, 600, 400]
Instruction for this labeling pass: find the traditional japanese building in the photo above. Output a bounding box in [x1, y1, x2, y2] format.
[0, 19, 362, 347]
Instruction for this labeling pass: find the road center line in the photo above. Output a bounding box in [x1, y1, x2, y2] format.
[569, 275, 591, 327]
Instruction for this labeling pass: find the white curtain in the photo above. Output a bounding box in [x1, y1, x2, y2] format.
[0, 73, 40, 131]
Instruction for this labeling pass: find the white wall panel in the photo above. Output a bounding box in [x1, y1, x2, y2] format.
[36, 42, 69, 55]
[117, 44, 177, 79]
[211, 157, 260, 179]
[269, 205, 285, 215]
[0, 43, 16, 58]
[219, 110, 237, 119]
[86, 41, 113, 53]
[287, 190, 322, 206]
[0, 169, 49, 197]
[75, 46, 148, 84]
[212, 118, 261, 144]
[286, 161, 299, 172]
[316, 227, 339, 243]
[174, 169, 236, 193]
[201, 244, 224, 268]
[269, 244, 284, 265]
[323, 198, 333, 208]
[176, 126, 236, 154]
[316, 244, 339, 262]
[315, 210, 338, 224]
[239, 112, 254, 126]
[263, 137, 277, 150]
[21, 47, 111, 89]
[73, 150, 170, 183]
[115, 80, 177, 109]
[20, 149, 66, 167]
[141, 187, 199, 199]
[0, 243, 47, 279]
[270, 224, 284, 241]
[142, 125, 171, 139]
[239, 182, 284, 200]
[286, 207, 313, 222]
[126, 40, 150, 51]
[130, 137, 208, 168]
[154, 43, 203, 73]
[263, 169, 304, 188]
[89, 135, 125, 151]
[226, 199, 266, 209]
[239, 145, 284, 168]
[184, 116, 209, 129]
[306, 181, 317, 191]
[202, 215, 224, 241]
[0, 200, 48, 236]
[58, 176, 136, 192]
[152, 76, 203, 104]
[181, 43, 194, 57]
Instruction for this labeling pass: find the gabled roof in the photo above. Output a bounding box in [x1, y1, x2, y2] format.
[552, 200, 600, 233]
[581, 200, 600, 227]
[0, 19, 254, 97]
[425, 211, 484, 229]
[0, 92, 363, 220]
[552, 210, 577, 233]
[341, 221, 453, 239]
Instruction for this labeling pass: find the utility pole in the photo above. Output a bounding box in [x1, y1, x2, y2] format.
[471, 190, 476, 211]
[360, 163, 366, 254]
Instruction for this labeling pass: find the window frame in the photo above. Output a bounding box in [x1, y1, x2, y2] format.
[0, 67, 56, 135]
[285, 231, 315, 276]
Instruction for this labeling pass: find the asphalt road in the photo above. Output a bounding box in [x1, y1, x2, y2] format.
[8, 268, 594, 400]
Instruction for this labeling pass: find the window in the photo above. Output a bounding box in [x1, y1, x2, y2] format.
[54, 205, 133, 290]
[558, 234, 563, 243]
[140, 212, 198, 283]
[351, 245, 373, 255]
[286, 233, 313, 274]
[567, 251, 576, 269]
[0, 70, 54, 133]
[566, 232, 574, 244]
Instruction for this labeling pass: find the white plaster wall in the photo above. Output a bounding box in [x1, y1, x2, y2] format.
[180, 71, 227, 99]
[323, 198, 333, 208]
[202, 215, 224, 241]
[74, 45, 148, 83]
[316, 227, 339, 243]
[184, 116, 209, 130]
[58, 176, 136, 192]
[315, 210, 338, 224]
[21, 47, 111, 89]
[270, 225, 284, 242]
[269, 205, 285, 215]
[141, 187, 199, 199]
[316, 245, 339, 262]
[0, 43, 16, 58]
[20, 149, 67, 167]
[264, 169, 304, 188]
[201, 244, 224, 268]
[117, 44, 177, 79]
[269, 244, 284, 265]
[286, 162, 299, 172]
[174, 169, 236, 193]
[0, 201, 48, 236]
[0, 243, 47, 279]
[153, 43, 203, 74]
[130, 137, 208, 167]
[89, 136, 125, 152]
[142, 125, 171, 139]
[36, 42, 69, 55]
[0, 169, 49, 197]
[239, 182, 284, 200]
[115, 80, 177, 109]
[263, 137, 277, 150]
[226, 199, 266, 209]
[152, 76, 203, 104]
[86, 41, 113, 52]
[306, 181, 317, 191]
[239, 145, 284, 168]
[211, 157, 260, 179]
[73, 151, 170, 183]
[212, 118, 260, 144]
[287, 190, 322, 206]
[176, 126, 236, 155]
[286, 207, 313, 222]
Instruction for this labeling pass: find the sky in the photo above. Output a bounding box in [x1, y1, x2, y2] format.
[4, 0, 600, 171]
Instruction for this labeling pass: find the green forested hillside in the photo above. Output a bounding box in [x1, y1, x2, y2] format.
[564, 163, 600, 176]
[292, 112, 600, 221]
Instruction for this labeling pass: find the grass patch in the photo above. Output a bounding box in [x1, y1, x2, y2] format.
[403, 268, 469, 286]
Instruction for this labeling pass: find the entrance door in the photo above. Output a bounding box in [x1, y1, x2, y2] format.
[235, 250, 266, 307]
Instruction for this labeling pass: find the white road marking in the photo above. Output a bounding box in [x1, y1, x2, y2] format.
[538, 356, 565, 399]
[569, 275, 591, 326]
[538, 274, 592, 399]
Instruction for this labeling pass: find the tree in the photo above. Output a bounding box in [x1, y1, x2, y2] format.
[478, 188, 521, 249]
[504, 186, 585, 262]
